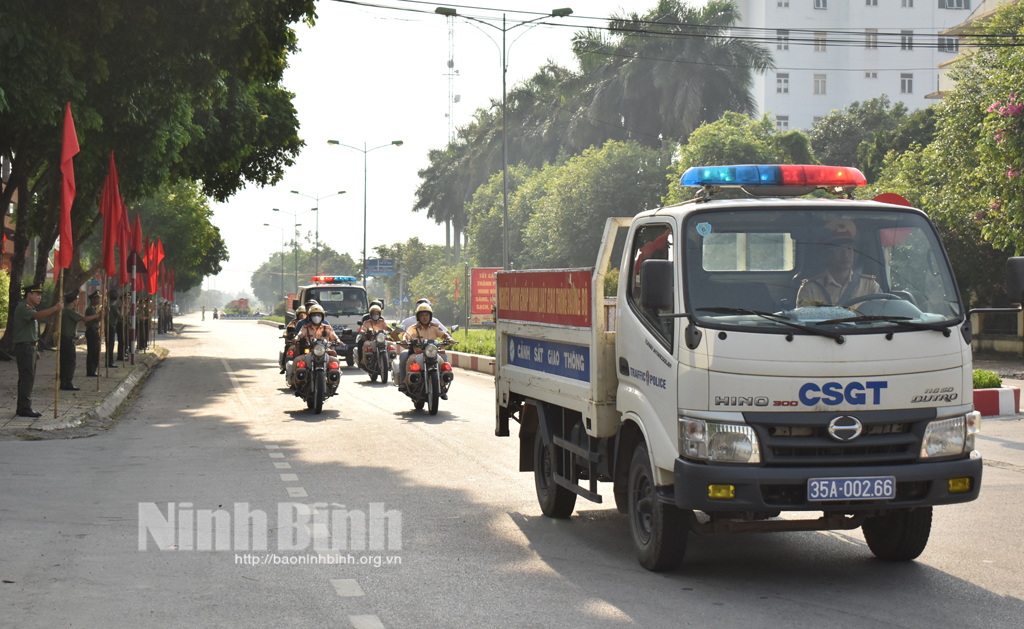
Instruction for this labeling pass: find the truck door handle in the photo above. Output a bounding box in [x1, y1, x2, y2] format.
[619, 357, 629, 376]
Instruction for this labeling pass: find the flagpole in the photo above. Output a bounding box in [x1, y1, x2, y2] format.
[54, 270, 64, 419]
[102, 272, 107, 384]
[131, 265, 137, 365]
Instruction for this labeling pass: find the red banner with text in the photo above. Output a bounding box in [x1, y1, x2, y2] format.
[470, 267, 501, 325]
[496, 270, 592, 328]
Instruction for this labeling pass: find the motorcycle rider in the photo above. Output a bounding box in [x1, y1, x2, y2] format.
[398, 302, 453, 396]
[293, 299, 320, 335]
[393, 298, 449, 340]
[296, 304, 339, 349]
[355, 299, 385, 360]
[280, 305, 307, 373]
[359, 304, 393, 365]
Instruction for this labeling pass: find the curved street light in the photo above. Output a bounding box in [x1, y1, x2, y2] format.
[290, 190, 345, 275]
[434, 7, 572, 270]
[326, 140, 404, 288]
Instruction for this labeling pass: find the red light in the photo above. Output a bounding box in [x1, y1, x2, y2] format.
[409, 362, 421, 372]
[329, 362, 340, 370]
[778, 165, 866, 187]
[441, 363, 452, 371]
[296, 360, 307, 369]
[287, 349, 294, 357]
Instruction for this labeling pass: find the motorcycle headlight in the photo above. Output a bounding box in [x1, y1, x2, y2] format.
[920, 412, 977, 459]
[424, 344, 439, 359]
[679, 417, 761, 464]
[312, 344, 326, 357]
[376, 332, 386, 343]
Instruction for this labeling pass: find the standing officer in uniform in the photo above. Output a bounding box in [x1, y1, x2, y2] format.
[85, 291, 103, 376]
[60, 290, 103, 391]
[12, 283, 63, 418]
[106, 289, 123, 367]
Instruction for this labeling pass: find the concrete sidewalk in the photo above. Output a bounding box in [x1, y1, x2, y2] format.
[0, 327, 178, 440]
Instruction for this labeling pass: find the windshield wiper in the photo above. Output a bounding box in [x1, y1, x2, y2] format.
[814, 315, 957, 332]
[697, 307, 844, 340]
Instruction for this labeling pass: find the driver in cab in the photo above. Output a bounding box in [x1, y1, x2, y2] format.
[296, 304, 339, 354]
[797, 218, 880, 308]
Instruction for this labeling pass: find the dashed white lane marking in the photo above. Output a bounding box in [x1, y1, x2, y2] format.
[269, 453, 285, 459]
[265, 445, 280, 450]
[349, 614, 384, 629]
[287, 487, 308, 498]
[280, 473, 299, 481]
[331, 579, 365, 597]
[273, 462, 291, 469]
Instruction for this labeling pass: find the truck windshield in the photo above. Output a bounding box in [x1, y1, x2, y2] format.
[308, 288, 367, 315]
[683, 207, 962, 334]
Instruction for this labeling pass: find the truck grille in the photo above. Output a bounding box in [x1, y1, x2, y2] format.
[744, 409, 934, 466]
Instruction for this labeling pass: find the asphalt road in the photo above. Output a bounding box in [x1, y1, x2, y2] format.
[2, 314, 1023, 628]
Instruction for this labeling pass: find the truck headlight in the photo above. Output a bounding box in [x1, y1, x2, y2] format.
[679, 418, 761, 464]
[920, 413, 977, 459]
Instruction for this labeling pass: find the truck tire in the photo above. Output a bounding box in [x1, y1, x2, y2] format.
[628, 443, 687, 571]
[862, 507, 932, 561]
[534, 430, 576, 518]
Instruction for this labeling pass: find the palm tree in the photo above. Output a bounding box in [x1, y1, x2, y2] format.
[569, 0, 773, 149]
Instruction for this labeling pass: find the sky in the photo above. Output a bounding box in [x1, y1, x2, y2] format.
[209, 0, 696, 297]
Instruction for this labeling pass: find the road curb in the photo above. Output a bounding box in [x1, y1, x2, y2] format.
[447, 350, 495, 376]
[258, 319, 281, 328]
[32, 347, 170, 431]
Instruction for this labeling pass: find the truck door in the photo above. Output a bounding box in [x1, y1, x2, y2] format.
[618, 222, 679, 475]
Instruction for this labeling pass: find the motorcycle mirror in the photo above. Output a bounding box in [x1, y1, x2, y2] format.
[451, 325, 460, 332]
[278, 324, 286, 330]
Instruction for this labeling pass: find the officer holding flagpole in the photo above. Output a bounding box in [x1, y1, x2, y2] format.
[12, 284, 63, 418]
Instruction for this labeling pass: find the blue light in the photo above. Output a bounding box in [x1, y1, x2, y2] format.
[680, 165, 782, 187]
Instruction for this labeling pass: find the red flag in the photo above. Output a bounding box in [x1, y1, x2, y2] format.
[100, 153, 121, 276]
[155, 237, 165, 268]
[118, 199, 130, 285]
[147, 240, 158, 294]
[58, 103, 79, 269]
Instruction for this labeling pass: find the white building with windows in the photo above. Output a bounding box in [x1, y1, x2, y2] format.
[734, 0, 974, 131]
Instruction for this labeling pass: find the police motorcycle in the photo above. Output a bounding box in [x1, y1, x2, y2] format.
[278, 305, 306, 375]
[397, 337, 456, 415]
[292, 338, 343, 413]
[358, 304, 397, 383]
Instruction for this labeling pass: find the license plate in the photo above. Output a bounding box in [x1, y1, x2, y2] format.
[807, 476, 895, 501]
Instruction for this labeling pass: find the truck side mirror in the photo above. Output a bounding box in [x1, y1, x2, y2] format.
[1007, 257, 1024, 303]
[291, 299, 299, 310]
[640, 259, 674, 311]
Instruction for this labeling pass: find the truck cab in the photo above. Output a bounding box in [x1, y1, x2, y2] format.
[292, 276, 368, 366]
[495, 164, 983, 571]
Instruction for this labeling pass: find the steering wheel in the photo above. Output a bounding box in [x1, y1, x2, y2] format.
[841, 293, 904, 308]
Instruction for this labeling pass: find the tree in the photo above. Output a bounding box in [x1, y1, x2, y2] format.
[857, 107, 937, 183]
[808, 97, 908, 168]
[0, 0, 314, 353]
[464, 163, 546, 268]
[568, 0, 773, 150]
[250, 242, 356, 307]
[520, 140, 666, 269]
[665, 111, 817, 204]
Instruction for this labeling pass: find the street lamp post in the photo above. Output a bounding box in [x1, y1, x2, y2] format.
[435, 6, 572, 270]
[290, 190, 345, 275]
[263, 223, 286, 307]
[327, 139, 404, 288]
[273, 206, 315, 298]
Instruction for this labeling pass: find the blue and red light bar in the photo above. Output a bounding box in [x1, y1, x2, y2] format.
[680, 164, 866, 188]
[311, 275, 357, 283]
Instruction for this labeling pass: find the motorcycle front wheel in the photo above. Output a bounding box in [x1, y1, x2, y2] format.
[379, 351, 389, 385]
[428, 370, 440, 416]
[314, 370, 326, 414]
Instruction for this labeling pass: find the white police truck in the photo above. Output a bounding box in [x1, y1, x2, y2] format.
[495, 164, 984, 571]
[291, 276, 368, 367]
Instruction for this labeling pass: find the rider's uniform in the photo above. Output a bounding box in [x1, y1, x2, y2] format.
[399, 321, 450, 384]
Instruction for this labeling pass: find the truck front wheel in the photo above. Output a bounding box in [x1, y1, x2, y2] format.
[534, 430, 576, 518]
[862, 507, 932, 561]
[628, 443, 688, 571]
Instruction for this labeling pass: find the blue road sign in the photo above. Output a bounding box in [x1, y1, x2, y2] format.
[366, 259, 395, 277]
[402, 295, 410, 303]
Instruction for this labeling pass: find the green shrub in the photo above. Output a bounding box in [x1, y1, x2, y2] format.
[454, 329, 496, 357]
[973, 369, 1002, 389]
[0, 269, 9, 328]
